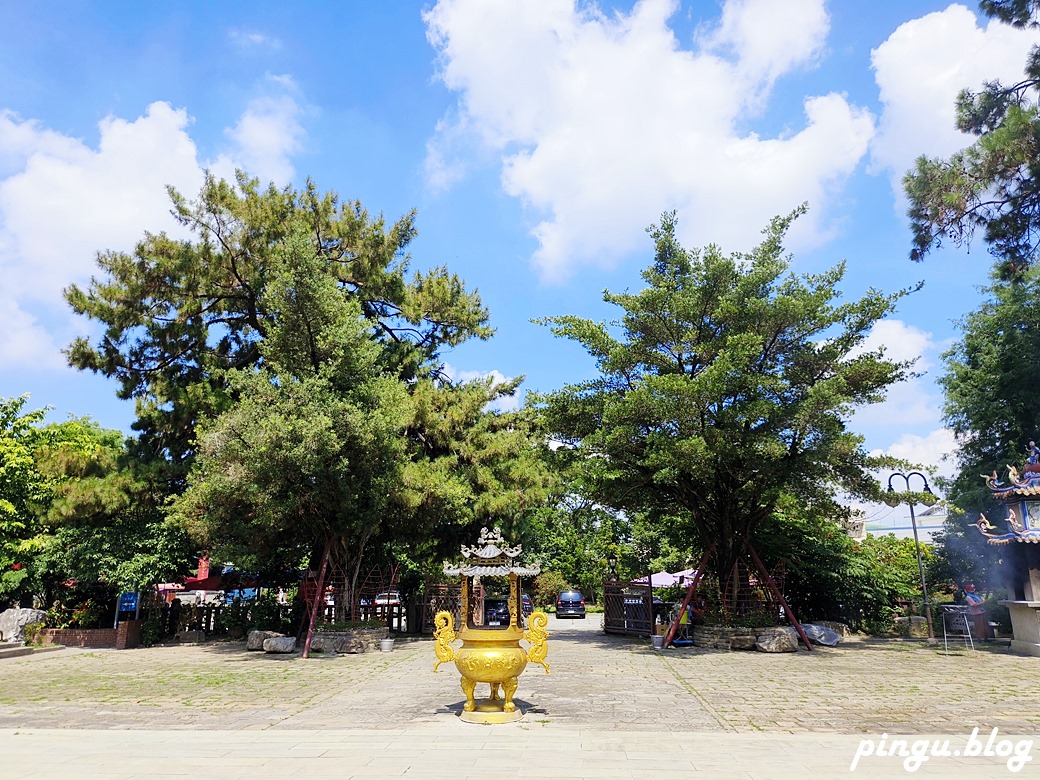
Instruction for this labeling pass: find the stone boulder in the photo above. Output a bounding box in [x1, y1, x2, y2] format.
[177, 629, 206, 643]
[341, 636, 366, 654]
[729, 635, 757, 651]
[801, 623, 842, 647]
[907, 616, 930, 638]
[894, 616, 929, 638]
[263, 636, 297, 653]
[308, 635, 328, 653]
[0, 608, 47, 643]
[813, 620, 851, 638]
[755, 626, 798, 653]
[247, 630, 284, 651]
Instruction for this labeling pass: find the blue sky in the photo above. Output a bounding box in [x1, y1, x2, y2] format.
[2, 1, 1039, 514]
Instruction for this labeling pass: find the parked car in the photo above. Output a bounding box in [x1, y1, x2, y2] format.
[374, 591, 400, 606]
[521, 593, 533, 616]
[223, 587, 258, 604]
[483, 598, 511, 627]
[173, 590, 225, 606]
[556, 589, 586, 619]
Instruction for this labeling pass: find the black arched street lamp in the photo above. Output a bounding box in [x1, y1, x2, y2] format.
[884, 471, 937, 644]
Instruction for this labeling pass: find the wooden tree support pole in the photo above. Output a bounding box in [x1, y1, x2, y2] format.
[302, 536, 332, 659]
[746, 543, 813, 652]
[663, 544, 716, 649]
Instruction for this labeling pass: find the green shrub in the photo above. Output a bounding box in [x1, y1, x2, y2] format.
[248, 594, 283, 631]
[22, 621, 45, 646]
[316, 619, 383, 632]
[755, 507, 936, 634]
[533, 571, 568, 610]
[140, 609, 164, 647]
[216, 599, 250, 635]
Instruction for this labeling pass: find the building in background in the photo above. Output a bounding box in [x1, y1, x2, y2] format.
[865, 504, 948, 543]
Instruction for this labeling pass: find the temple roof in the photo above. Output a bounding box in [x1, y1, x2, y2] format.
[984, 465, 1040, 500]
[443, 526, 541, 577]
[974, 467, 1040, 544]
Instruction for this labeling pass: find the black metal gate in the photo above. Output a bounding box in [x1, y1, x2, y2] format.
[603, 581, 655, 637]
[421, 583, 462, 634]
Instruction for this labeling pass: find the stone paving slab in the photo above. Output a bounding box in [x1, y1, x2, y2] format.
[1, 727, 1034, 778]
[1, 616, 1039, 777]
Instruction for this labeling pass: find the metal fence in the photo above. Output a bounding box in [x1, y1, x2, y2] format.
[603, 581, 656, 638]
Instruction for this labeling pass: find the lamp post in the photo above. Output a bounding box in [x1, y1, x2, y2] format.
[606, 553, 618, 582]
[884, 471, 938, 644]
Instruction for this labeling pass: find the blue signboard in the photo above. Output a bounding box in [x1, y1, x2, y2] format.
[118, 592, 138, 613]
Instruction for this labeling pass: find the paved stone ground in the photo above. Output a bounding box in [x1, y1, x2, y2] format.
[1, 616, 1038, 777]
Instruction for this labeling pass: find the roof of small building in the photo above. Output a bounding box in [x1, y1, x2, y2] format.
[443, 526, 541, 577]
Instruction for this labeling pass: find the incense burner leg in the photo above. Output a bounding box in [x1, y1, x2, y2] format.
[502, 676, 518, 713]
[460, 676, 476, 712]
[489, 681, 501, 701]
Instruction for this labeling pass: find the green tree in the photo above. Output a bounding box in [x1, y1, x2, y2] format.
[939, 262, 1040, 507]
[1, 400, 192, 610]
[754, 498, 938, 632]
[904, 2, 1040, 275]
[169, 229, 412, 608]
[927, 259, 1040, 592]
[537, 209, 914, 602]
[525, 497, 627, 603]
[33, 417, 194, 612]
[170, 228, 555, 630]
[394, 373, 557, 557]
[0, 396, 49, 605]
[65, 171, 492, 485]
[532, 571, 569, 610]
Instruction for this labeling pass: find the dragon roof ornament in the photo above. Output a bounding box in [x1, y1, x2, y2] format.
[975, 462, 1040, 544]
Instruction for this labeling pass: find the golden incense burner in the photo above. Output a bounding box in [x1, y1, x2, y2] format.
[433, 527, 550, 723]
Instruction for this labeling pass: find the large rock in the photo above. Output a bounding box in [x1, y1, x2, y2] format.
[263, 636, 297, 653]
[756, 626, 799, 653]
[801, 623, 841, 647]
[306, 635, 364, 654]
[907, 616, 930, 638]
[341, 636, 366, 654]
[308, 635, 328, 653]
[814, 620, 850, 638]
[247, 630, 284, 651]
[729, 635, 757, 651]
[895, 616, 930, 638]
[0, 608, 47, 643]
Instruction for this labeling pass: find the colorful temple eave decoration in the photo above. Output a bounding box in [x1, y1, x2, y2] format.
[976, 466, 1040, 544]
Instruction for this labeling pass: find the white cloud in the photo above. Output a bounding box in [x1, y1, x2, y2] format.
[854, 318, 935, 368]
[0, 297, 65, 370]
[0, 102, 204, 305]
[0, 102, 206, 372]
[211, 75, 308, 186]
[0, 110, 84, 178]
[850, 319, 944, 440]
[229, 29, 283, 50]
[424, 0, 872, 280]
[878, 427, 957, 479]
[870, 4, 1040, 184]
[442, 364, 521, 413]
[697, 0, 828, 107]
[0, 86, 309, 372]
